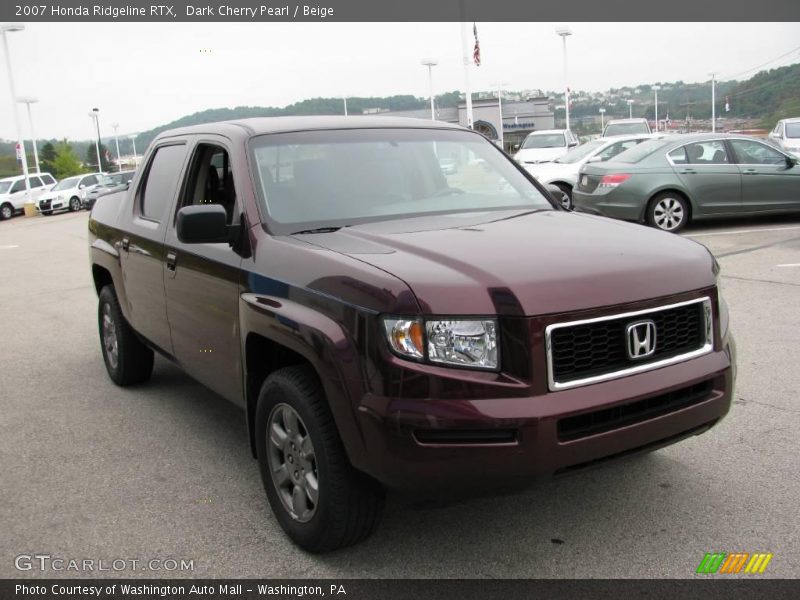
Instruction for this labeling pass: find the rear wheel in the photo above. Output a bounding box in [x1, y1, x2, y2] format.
[69, 196, 81, 212]
[647, 192, 689, 232]
[0, 203, 12, 220]
[98, 285, 154, 386]
[255, 365, 384, 552]
[553, 183, 573, 210]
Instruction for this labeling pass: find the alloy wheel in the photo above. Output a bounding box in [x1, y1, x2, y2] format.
[267, 403, 319, 523]
[0, 205, 11, 220]
[653, 197, 685, 231]
[101, 303, 119, 369]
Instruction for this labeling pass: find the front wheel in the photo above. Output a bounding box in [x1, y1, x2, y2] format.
[69, 197, 81, 212]
[646, 193, 689, 232]
[98, 285, 154, 386]
[255, 365, 384, 552]
[554, 183, 573, 210]
[0, 203, 13, 220]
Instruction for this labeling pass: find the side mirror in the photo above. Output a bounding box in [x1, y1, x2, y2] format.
[79, 184, 86, 189]
[568, 141, 578, 147]
[787, 156, 798, 168]
[177, 204, 232, 244]
[587, 155, 603, 163]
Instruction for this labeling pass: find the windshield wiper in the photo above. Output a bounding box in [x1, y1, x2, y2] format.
[291, 226, 342, 235]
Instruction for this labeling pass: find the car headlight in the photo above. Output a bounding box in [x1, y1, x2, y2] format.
[383, 317, 499, 370]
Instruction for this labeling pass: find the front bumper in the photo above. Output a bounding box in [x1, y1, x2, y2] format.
[355, 342, 734, 495]
[37, 198, 66, 212]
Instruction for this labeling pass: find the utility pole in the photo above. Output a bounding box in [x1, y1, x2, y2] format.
[709, 72, 716, 133]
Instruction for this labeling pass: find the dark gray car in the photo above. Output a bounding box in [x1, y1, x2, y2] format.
[572, 134, 800, 232]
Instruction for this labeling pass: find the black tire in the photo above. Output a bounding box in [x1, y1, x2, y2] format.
[41, 210, 52, 216]
[646, 192, 689, 232]
[98, 285, 154, 386]
[255, 365, 384, 552]
[0, 203, 13, 220]
[553, 182, 573, 210]
[69, 196, 81, 212]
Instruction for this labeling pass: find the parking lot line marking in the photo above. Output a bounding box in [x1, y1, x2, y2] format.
[0, 245, 20, 249]
[776, 263, 800, 268]
[685, 226, 800, 238]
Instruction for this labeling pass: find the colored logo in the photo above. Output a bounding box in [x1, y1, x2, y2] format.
[696, 552, 773, 574]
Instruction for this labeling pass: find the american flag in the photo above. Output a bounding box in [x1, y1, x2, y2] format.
[473, 23, 481, 66]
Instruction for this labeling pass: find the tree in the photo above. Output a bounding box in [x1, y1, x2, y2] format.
[39, 142, 57, 175]
[52, 141, 85, 179]
[85, 142, 113, 172]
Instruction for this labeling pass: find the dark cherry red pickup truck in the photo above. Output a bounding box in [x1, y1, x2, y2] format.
[89, 117, 735, 552]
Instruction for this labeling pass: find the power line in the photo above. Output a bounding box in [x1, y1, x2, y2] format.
[719, 45, 800, 81]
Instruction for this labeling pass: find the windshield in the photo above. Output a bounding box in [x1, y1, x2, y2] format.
[613, 138, 673, 163]
[51, 176, 81, 191]
[521, 133, 566, 149]
[554, 139, 605, 163]
[0, 181, 11, 194]
[786, 123, 800, 138]
[250, 128, 553, 233]
[604, 122, 650, 136]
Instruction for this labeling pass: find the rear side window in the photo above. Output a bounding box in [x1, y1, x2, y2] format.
[81, 175, 98, 187]
[41, 174, 55, 185]
[684, 141, 729, 164]
[668, 147, 688, 165]
[29, 176, 43, 188]
[140, 144, 188, 222]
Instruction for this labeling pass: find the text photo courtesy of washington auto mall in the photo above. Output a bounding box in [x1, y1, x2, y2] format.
[1, 1, 799, 598]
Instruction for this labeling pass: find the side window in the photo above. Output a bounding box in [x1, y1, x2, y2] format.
[668, 147, 688, 165]
[730, 139, 786, 165]
[597, 140, 640, 161]
[29, 176, 43, 188]
[139, 144, 188, 222]
[41, 174, 55, 185]
[178, 144, 237, 225]
[81, 175, 97, 187]
[684, 141, 729, 164]
[10, 180, 25, 193]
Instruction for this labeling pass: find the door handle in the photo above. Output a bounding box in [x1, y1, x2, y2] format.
[742, 168, 758, 175]
[679, 169, 696, 174]
[121, 237, 129, 252]
[166, 251, 177, 272]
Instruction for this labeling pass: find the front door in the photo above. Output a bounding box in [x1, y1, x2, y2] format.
[729, 138, 800, 213]
[670, 140, 741, 216]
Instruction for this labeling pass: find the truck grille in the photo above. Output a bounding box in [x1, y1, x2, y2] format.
[39, 199, 52, 211]
[557, 379, 714, 441]
[546, 297, 712, 390]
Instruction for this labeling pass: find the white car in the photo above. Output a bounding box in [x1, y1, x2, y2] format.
[0, 172, 57, 220]
[513, 129, 579, 165]
[768, 118, 800, 157]
[37, 173, 105, 216]
[602, 118, 652, 137]
[525, 133, 666, 209]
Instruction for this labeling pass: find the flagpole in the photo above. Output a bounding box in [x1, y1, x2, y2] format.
[460, 21, 474, 129]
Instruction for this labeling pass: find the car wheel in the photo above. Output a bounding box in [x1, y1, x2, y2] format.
[98, 285, 154, 386]
[647, 192, 689, 232]
[0, 203, 13, 220]
[41, 210, 52, 216]
[69, 197, 81, 212]
[255, 365, 384, 552]
[554, 183, 573, 210]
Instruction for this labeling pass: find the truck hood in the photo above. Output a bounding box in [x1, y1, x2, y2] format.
[293, 210, 716, 316]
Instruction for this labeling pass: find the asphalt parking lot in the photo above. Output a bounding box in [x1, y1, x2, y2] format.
[1, 210, 799, 579]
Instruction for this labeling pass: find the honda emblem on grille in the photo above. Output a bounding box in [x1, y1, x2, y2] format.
[626, 320, 657, 359]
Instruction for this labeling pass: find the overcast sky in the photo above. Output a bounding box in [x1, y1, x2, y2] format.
[1, 22, 799, 141]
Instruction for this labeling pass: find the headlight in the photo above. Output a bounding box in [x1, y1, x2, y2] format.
[383, 317, 499, 370]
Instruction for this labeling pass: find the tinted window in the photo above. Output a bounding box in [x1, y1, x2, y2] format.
[41, 174, 55, 185]
[29, 176, 44, 188]
[140, 144, 187, 222]
[179, 144, 237, 225]
[81, 175, 98, 187]
[684, 141, 729, 164]
[785, 123, 800, 139]
[730, 139, 786, 165]
[10, 180, 25, 193]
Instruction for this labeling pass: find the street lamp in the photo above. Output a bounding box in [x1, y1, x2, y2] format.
[491, 82, 508, 149]
[599, 107, 606, 132]
[17, 96, 40, 173]
[420, 59, 438, 121]
[555, 27, 572, 131]
[627, 99, 634, 119]
[709, 72, 716, 133]
[88, 108, 102, 173]
[1, 23, 32, 211]
[111, 123, 121, 172]
[129, 134, 139, 168]
[652, 85, 661, 132]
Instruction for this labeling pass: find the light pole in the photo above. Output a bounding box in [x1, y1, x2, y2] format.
[555, 27, 572, 131]
[1, 23, 32, 211]
[17, 96, 40, 173]
[420, 59, 438, 120]
[652, 85, 661, 132]
[88, 108, 102, 173]
[342, 96, 348, 116]
[111, 123, 121, 171]
[491, 82, 508, 149]
[599, 108, 606, 132]
[627, 99, 634, 119]
[129, 134, 139, 168]
[709, 72, 716, 133]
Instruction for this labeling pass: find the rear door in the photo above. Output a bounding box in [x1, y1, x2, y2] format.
[729, 138, 800, 212]
[669, 140, 741, 215]
[164, 138, 244, 404]
[118, 141, 189, 355]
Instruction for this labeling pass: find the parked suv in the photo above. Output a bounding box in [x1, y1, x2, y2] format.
[89, 117, 735, 552]
[768, 118, 800, 157]
[513, 129, 579, 165]
[0, 172, 57, 220]
[602, 118, 652, 137]
[38, 172, 105, 215]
